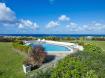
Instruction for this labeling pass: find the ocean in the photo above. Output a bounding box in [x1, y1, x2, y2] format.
[0, 34, 105, 38]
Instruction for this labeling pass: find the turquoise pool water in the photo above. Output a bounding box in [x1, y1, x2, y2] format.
[42, 43, 70, 51]
[31, 43, 70, 52]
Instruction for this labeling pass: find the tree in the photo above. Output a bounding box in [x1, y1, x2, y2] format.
[26, 45, 47, 66]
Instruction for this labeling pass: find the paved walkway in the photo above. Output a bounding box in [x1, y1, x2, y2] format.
[39, 56, 62, 70]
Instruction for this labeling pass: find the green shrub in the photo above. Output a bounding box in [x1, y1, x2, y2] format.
[50, 55, 98, 78]
[84, 43, 103, 55]
[50, 43, 105, 78]
[77, 41, 85, 46]
[27, 68, 52, 78]
[85, 70, 98, 78]
[12, 42, 30, 53]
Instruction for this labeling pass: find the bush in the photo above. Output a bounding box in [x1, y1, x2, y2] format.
[12, 41, 30, 53]
[84, 43, 103, 55]
[77, 41, 85, 46]
[27, 68, 52, 78]
[0, 37, 14, 42]
[50, 55, 98, 78]
[85, 70, 98, 78]
[50, 43, 105, 78]
[26, 45, 47, 66]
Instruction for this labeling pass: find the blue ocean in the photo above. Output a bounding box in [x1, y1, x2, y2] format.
[0, 34, 105, 38]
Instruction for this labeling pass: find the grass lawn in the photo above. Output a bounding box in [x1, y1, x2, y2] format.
[0, 42, 25, 78]
[62, 40, 105, 51]
[83, 40, 105, 51]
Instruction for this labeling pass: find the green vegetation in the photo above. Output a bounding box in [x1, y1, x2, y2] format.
[51, 56, 98, 78]
[50, 43, 105, 78]
[83, 41, 105, 51]
[12, 41, 30, 54]
[27, 67, 52, 78]
[0, 42, 24, 78]
[13, 40, 47, 66]
[28, 42, 105, 78]
[0, 36, 37, 42]
[0, 36, 105, 78]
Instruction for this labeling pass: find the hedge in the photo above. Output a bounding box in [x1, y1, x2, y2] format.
[12, 42, 30, 54]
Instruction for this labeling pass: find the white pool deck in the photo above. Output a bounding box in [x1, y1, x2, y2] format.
[24, 39, 84, 57]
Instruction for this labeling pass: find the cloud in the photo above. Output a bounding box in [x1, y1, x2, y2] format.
[66, 22, 105, 34]
[46, 14, 70, 29]
[0, 3, 39, 31]
[82, 22, 105, 32]
[46, 21, 59, 28]
[66, 22, 77, 28]
[66, 22, 78, 32]
[0, 3, 16, 23]
[18, 19, 39, 30]
[58, 15, 70, 21]
[94, 23, 102, 26]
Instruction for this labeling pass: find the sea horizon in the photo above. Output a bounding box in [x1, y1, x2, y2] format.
[0, 34, 105, 37]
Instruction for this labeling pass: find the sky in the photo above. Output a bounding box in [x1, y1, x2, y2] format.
[0, 0, 105, 34]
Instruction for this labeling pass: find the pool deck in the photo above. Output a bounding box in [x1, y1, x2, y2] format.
[24, 39, 83, 57]
[48, 52, 71, 57]
[45, 40, 83, 52]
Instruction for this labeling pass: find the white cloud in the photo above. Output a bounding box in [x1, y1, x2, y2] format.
[66, 22, 78, 32]
[0, 3, 39, 31]
[0, 3, 16, 23]
[46, 21, 59, 28]
[70, 22, 77, 26]
[66, 22, 77, 28]
[46, 14, 70, 29]
[18, 19, 39, 30]
[58, 15, 70, 21]
[66, 22, 105, 34]
[85, 22, 105, 31]
[94, 23, 102, 26]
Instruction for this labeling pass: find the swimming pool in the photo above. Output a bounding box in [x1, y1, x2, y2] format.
[31, 42, 71, 52]
[42, 43, 70, 51]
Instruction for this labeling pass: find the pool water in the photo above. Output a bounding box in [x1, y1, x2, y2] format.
[31, 43, 70, 52]
[42, 43, 70, 51]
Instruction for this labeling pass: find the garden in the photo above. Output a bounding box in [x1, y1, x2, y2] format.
[28, 42, 105, 78]
[0, 36, 105, 78]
